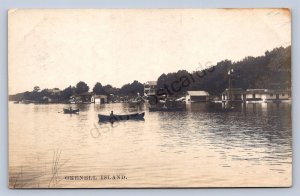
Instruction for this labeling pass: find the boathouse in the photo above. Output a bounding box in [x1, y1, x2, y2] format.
[267, 89, 291, 101]
[91, 95, 108, 104]
[245, 89, 291, 102]
[186, 91, 210, 102]
[245, 89, 268, 102]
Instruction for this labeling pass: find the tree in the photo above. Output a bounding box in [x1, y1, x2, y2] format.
[131, 80, 144, 96]
[75, 81, 89, 94]
[119, 80, 144, 96]
[9, 46, 291, 102]
[103, 85, 119, 95]
[33, 86, 40, 92]
[61, 86, 74, 100]
[93, 82, 105, 95]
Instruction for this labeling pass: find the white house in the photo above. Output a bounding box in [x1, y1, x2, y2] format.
[245, 89, 267, 102]
[91, 95, 107, 104]
[144, 81, 157, 96]
[245, 89, 291, 102]
[267, 90, 291, 101]
[186, 91, 210, 102]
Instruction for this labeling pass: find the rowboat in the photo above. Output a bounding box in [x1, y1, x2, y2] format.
[98, 112, 145, 122]
[149, 101, 186, 112]
[149, 106, 185, 112]
[128, 99, 144, 104]
[63, 108, 79, 114]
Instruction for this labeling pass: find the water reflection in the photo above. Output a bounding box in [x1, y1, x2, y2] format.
[9, 102, 292, 188]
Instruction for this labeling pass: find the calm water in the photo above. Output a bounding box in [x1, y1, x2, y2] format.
[9, 102, 292, 188]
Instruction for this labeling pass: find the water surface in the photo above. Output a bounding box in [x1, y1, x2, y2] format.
[9, 102, 292, 188]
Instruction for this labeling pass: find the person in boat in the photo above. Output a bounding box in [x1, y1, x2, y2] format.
[109, 111, 115, 123]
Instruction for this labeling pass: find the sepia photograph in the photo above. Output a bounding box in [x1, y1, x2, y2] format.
[8, 9, 291, 188]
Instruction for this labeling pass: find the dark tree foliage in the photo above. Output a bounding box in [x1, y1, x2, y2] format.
[9, 46, 291, 101]
[61, 86, 74, 100]
[75, 81, 89, 94]
[93, 82, 105, 95]
[103, 84, 119, 95]
[156, 46, 291, 96]
[119, 80, 144, 96]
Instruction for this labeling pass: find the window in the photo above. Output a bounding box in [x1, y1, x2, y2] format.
[282, 93, 285, 96]
[270, 94, 273, 97]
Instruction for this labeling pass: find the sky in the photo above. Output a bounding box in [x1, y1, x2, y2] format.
[8, 9, 291, 94]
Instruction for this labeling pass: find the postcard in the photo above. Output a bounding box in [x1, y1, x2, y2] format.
[8, 9, 292, 188]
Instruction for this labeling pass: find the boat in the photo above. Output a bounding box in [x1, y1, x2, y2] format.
[149, 106, 185, 112]
[222, 106, 235, 112]
[98, 112, 145, 122]
[63, 108, 79, 114]
[129, 100, 144, 104]
[22, 100, 31, 104]
[149, 100, 186, 112]
[128, 97, 145, 105]
[13, 101, 19, 104]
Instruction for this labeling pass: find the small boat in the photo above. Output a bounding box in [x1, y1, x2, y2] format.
[98, 112, 145, 122]
[128, 98, 145, 105]
[222, 106, 235, 112]
[129, 100, 143, 104]
[149, 100, 186, 112]
[149, 106, 185, 112]
[222, 101, 235, 112]
[13, 101, 19, 104]
[22, 100, 31, 104]
[63, 108, 79, 114]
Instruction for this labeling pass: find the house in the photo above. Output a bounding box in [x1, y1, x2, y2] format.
[244, 89, 267, 102]
[91, 95, 108, 104]
[245, 89, 291, 102]
[144, 81, 157, 96]
[46, 88, 61, 102]
[186, 91, 210, 102]
[48, 88, 61, 95]
[267, 89, 291, 101]
[221, 88, 244, 102]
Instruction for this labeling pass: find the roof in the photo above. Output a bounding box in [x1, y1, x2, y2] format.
[246, 89, 267, 94]
[267, 89, 291, 93]
[92, 95, 107, 98]
[222, 88, 291, 94]
[186, 91, 209, 96]
[47, 88, 61, 92]
[145, 81, 157, 85]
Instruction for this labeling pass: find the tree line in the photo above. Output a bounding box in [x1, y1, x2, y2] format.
[9, 80, 144, 103]
[9, 45, 291, 102]
[156, 46, 291, 97]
